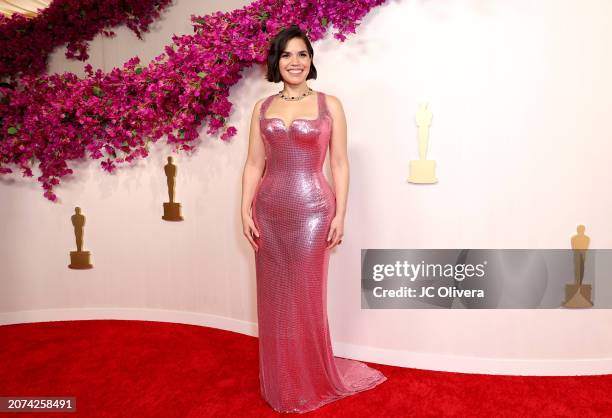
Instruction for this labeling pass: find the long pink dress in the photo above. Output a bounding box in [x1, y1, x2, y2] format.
[252, 91, 387, 413]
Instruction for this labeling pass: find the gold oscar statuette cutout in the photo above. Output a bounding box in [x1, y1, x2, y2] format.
[162, 156, 184, 221]
[407, 102, 438, 184]
[562, 224, 594, 308]
[68, 207, 93, 269]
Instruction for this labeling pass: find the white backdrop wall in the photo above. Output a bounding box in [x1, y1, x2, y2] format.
[1, 0, 612, 375]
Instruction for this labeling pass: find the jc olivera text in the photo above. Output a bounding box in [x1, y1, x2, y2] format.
[372, 286, 485, 298]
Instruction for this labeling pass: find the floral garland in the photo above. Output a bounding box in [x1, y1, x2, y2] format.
[0, 0, 173, 81]
[0, 0, 386, 201]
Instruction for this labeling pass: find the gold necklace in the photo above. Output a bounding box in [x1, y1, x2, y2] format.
[278, 86, 313, 101]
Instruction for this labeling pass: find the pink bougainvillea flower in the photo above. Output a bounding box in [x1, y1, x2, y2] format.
[0, 0, 173, 80]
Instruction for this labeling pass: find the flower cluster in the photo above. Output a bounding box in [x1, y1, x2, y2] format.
[0, 0, 386, 201]
[0, 0, 173, 81]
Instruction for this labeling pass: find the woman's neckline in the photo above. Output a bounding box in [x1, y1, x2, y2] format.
[262, 91, 321, 130]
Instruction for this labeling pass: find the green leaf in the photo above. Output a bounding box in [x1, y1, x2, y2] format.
[135, 66, 143, 75]
[92, 86, 103, 97]
[321, 17, 328, 27]
[197, 71, 207, 78]
[7, 126, 17, 135]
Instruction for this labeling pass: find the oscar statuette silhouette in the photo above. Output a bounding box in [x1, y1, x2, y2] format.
[408, 102, 438, 184]
[162, 156, 184, 221]
[68, 207, 93, 269]
[562, 224, 594, 308]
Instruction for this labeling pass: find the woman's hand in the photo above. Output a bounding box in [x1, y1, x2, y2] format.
[326, 215, 344, 250]
[242, 211, 260, 252]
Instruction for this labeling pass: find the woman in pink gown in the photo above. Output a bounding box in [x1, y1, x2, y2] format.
[241, 25, 387, 413]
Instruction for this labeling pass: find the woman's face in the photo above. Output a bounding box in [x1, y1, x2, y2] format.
[278, 37, 311, 85]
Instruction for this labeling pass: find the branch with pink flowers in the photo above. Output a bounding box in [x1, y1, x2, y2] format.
[0, 0, 173, 81]
[0, 0, 386, 201]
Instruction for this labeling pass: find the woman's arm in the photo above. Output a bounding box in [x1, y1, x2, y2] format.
[326, 95, 349, 249]
[241, 99, 266, 251]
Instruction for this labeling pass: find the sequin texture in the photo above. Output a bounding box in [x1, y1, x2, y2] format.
[252, 91, 387, 413]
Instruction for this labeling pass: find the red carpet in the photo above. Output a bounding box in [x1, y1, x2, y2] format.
[1, 320, 611, 417]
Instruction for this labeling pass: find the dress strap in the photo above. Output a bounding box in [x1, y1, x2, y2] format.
[317, 91, 329, 117]
[260, 94, 276, 121]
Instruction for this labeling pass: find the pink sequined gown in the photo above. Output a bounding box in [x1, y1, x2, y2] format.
[252, 91, 387, 413]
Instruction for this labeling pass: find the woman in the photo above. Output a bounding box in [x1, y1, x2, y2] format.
[241, 24, 387, 413]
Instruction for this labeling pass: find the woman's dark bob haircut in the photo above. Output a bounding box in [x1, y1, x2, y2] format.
[266, 24, 317, 83]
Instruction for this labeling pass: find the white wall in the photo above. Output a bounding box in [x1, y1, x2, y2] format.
[1, 0, 612, 375]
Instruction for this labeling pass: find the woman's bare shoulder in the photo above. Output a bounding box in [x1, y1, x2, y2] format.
[254, 94, 275, 110]
[251, 96, 269, 118]
[321, 93, 344, 114]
